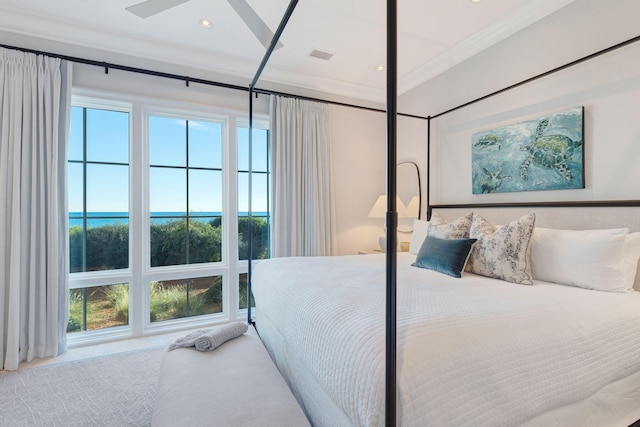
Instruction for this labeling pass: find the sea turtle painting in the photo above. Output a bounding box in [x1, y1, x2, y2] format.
[479, 166, 511, 193]
[519, 118, 583, 181]
[474, 134, 503, 150]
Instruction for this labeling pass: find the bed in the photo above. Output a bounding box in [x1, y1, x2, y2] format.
[252, 206, 640, 426]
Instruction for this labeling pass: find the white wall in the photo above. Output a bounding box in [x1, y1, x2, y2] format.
[399, 0, 640, 207]
[329, 106, 427, 255]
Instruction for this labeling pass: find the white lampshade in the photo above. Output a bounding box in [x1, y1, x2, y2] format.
[406, 196, 420, 218]
[368, 195, 408, 252]
[367, 195, 408, 218]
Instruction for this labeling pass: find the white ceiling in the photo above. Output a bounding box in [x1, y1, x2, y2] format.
[0, 0, 575, 102]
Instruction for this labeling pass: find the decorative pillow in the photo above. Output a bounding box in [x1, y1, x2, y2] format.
[530, 227, 630, 291]
[427, 212, 473, 240]
[467, 212, 536, 285]
[412, 236, 477, 278]
[621, 232, 640, 292]
[409, 219, 430, 255]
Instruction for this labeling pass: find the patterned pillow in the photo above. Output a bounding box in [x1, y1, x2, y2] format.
[466, 212, 536, 285]
[427, 212, 473, 240]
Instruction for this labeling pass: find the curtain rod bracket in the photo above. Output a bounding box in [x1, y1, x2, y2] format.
[185, 77, 190, 87]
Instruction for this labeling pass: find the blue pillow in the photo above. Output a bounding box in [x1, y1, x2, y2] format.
[412, 235, 477, 278]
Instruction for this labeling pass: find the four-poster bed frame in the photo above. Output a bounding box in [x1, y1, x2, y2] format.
[246, 4, 640, 425]
[4, 3, 640, 425]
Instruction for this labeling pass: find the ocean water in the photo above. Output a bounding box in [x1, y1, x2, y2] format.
[69, 212, 268, 228]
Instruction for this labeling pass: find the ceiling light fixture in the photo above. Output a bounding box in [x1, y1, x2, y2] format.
[375, 65, 385, 71]
[199, 18, 213, 28]
[471, 0, 481, 3]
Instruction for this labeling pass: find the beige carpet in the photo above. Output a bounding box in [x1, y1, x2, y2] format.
[0, 346, 166, 426]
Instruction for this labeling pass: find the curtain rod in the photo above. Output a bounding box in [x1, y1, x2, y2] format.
[0, 42, 428, 121]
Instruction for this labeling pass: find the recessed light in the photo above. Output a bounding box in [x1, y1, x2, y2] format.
[471, 0, 481, 3]
[199, 18, 213, 28]
[375, 65, 385, 71]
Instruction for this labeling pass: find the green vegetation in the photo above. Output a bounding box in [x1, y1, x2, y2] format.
[149, 281, 207, 322]
[70, 216, 269, 272]
[68, 216, 267, 332]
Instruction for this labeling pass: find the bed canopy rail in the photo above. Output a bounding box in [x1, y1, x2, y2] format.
[425, 33, 640, 220]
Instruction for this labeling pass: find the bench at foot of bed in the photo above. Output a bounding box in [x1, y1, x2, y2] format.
[152, 325, 310, 427]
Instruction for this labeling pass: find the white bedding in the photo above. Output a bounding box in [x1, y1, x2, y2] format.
[252, 253, 640, 426]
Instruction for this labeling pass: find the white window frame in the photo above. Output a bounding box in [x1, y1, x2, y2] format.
[67, 89, 269, 347]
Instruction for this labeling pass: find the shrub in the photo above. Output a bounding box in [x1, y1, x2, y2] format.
[203, 276, 223, 305]
[150, 281, 205, 322]
[104, 284, 129, 322]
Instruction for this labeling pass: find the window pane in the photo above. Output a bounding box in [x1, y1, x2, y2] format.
[238, 216, 270, 260]
[188, 120, 222, 169]
[237, 172, 268, 214]
[237, 127, 268, 172]
[150, 167, 186, 214]
[238, 273, 255, 309]
[69, 107, 84, 162]
[68, 162, 83, 214]
[86, 163, 129, 213]
[67, 284, 129, 333]
[253, 128, 269, 172]
[86, 109, 129, 163]
[150, 217, 187, 267]
[149, 116, 186, 167]
[69, 224, 84, 273]
[150, 276, 222, 323]
[86, 218, 129, 271]
[188, 169, 222, 213]
[188, 217, 222, 264]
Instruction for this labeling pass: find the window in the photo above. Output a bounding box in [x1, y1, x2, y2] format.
[237, 126, 269, 309]
[67, 94, 269, 343]
[237, 126, 270, 261]
[68, 103, 130, 332]
[148, 116, 223, 267]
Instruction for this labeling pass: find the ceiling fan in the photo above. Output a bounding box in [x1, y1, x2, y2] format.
[125, 0, 283, 50]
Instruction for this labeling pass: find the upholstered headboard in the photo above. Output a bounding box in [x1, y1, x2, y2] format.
[429, 203, 640, 291]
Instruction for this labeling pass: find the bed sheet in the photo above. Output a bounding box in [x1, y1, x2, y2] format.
[252, 253, 640, 426]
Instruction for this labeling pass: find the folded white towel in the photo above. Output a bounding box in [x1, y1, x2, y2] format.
[168, 322, 249, 352]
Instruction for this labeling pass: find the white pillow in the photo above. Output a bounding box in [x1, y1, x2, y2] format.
[409, 219, 429, 255]
[530, 227, 629, 291]
[621, 232, 640, 291]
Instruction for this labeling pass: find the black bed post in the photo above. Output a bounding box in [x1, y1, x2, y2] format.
[426, 116, 431, 220]
[385, 0, 398, 425]
[247, 88, 254, 325]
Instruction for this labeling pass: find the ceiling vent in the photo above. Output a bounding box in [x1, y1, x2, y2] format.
[309, 49, 333, 61]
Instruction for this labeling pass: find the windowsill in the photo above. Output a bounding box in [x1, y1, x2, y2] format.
[14, 326, 210, 372]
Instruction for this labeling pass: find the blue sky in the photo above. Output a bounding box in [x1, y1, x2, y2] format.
[68, 107, 268, 215]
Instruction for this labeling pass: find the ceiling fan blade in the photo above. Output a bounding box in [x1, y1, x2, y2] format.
[226, 0, 283, 50]
[126, 0, 190, 18]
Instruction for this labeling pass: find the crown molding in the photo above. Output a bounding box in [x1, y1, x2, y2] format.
[398, 0, 577, 95]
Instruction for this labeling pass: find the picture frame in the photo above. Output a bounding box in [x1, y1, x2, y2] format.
[471, 107, 584, 194]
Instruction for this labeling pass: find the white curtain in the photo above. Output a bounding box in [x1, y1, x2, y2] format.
[0, 48, 72, 371]
[269, 95, 336, 257]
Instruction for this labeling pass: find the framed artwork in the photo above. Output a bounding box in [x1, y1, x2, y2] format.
[471, 107, 584, 194]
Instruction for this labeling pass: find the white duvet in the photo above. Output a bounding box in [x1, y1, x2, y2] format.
[252, 253, 640, 427]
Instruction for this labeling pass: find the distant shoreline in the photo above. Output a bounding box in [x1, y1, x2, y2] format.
[69, 212, 268, 228]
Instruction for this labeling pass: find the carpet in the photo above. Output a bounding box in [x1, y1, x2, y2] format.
[0, 346, 166, 426]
